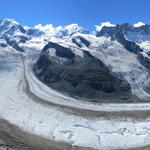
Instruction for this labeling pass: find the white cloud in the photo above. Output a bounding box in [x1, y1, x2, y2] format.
[34, 24, 63, 36]
[133, 22, 145, 27]
[34, 23, 87, 38]
[34, 24, 54, 31]
[95, 22, 116, 31]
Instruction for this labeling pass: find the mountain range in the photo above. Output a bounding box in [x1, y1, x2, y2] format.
[1, 18, 150, 150]
[1, 18, 150, 102]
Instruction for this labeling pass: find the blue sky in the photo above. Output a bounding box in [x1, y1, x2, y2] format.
[0, 0, 150, 31]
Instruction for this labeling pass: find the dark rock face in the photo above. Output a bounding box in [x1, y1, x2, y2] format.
[19, 36, 29, 43]
[97, 24, 143, 54]
[5, 37, 24, 52]
[27, 28, 44, 37]
[12, 43, 24, 52]
[137, 24, 150, 34]
[0, 43, 7, 47]
[138, 52, 150, 70]
[43, 42, 75, 59]
[34, 42, 140, 103]
[18, 25, 27, 34]
[72, 36, 90, 48]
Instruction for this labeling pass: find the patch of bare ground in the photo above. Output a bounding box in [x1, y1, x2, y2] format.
[0, 119, 96, 150]
[0, 118, 150, 150]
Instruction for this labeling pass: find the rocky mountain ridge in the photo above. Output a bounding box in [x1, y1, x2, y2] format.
[1, 18, 150, 102]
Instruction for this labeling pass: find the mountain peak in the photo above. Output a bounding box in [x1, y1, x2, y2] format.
[0, 18, 19, 25]
[133, 22, 145, 27]
[95, 22, 116, 31]
[95, 22, 147, 32]
[34, 23, 89, 38]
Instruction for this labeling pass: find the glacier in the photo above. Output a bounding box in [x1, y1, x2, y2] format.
[0, 18, 150, 149]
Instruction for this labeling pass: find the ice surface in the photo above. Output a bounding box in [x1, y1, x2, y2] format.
[0, 48, 150, 150]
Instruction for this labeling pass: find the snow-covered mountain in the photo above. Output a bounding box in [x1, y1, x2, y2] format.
[1, 18, 150, 102]
[1, 19, 150, 150]
[34, 22, 150, 102]
[0, 18, 89, 51]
